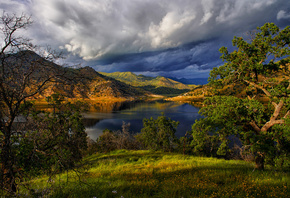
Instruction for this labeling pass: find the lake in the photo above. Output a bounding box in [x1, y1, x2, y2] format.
[83, 100, 201, 141]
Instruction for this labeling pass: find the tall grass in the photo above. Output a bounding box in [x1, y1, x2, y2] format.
[17, 150, 289, 197]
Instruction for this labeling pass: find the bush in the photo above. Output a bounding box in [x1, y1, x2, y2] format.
[95, 122, 140, 153]
[136, 114, 179, 152]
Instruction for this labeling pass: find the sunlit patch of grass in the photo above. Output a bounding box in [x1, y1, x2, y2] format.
[17, 150, 289, 198]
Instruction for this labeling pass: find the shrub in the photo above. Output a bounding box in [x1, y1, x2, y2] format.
[95, 122, 140, 153]
[136, 114, 179, 152]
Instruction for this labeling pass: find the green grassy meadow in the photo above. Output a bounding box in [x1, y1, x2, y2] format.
[19, 150, 289, 198]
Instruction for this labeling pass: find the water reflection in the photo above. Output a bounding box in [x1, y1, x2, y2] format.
[83, 100, 201, 141]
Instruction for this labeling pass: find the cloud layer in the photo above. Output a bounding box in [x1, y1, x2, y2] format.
[1, 0, 289, 78]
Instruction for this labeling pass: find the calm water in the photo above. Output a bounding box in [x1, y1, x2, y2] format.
[83, 100, 201, 141]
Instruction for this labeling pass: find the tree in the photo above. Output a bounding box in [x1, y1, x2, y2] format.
[95, 122, 140, 153]
[137, 114, 179, 152]
[0, 12, 86, 194]
[192, 23, 290, 170]
[17, 94, 87, 175]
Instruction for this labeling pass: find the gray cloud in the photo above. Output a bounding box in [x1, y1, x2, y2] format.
[277, 10, 290, 20]
[0, 0, 289, 79]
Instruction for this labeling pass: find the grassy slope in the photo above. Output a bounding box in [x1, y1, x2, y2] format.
[100, 71, 191, 90]
[21, 150, 289, 198]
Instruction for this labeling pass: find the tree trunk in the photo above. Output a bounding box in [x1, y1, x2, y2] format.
[1, 127, 17, 194]
[255, 155, 265, 170]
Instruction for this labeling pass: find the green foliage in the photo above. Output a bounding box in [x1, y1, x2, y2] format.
[14, 150, 290, 198]
[0, 12, 91, 194]
[137, 114, 179, 152]
[94, 122, 140, 153]
[94, 115, 181, 153]
[192, 96, 260, 157]
[190, 120, 220, 157]
[209, 23, 289, 86]
[100, 71, 190, 92]
[194, 23, 290, 169]
[16, 94, 88, 175]
[95, 130, 118, 153]
[192, 95, 290, 167]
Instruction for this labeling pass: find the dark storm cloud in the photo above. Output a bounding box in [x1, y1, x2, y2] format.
[89, 39, 225, 78]
[0, 0, 289, 78]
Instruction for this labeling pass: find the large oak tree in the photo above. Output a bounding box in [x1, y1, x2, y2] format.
[191, 23, 290, 170]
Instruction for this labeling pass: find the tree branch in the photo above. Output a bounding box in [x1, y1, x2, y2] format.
[250, 121, 261, 133]
[244, 80, 271, 97]
[287, 80, 290, 90]
[284, 111, 290, 119]
[261, 119, 284, 132]
[244, 79, 279, 107]
[271, 100, 284, 120]
[260, 100, 285, 132]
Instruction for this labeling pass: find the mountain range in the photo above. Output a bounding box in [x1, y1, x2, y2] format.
[100, 71, 190, 89]
[7, 51, 194, 100]
[100, 71, 191, 95]
[168, 77, 208, 85]
[4, 51, 148, 100]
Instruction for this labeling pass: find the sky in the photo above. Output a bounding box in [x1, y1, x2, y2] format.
[0, 0, 289, 79]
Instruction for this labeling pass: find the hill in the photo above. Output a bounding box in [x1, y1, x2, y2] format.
[169, 77, 208, 85]
[8, 51, 150, 101]
[69, 67, 149, 100]
[100, 71, 190, 89]
[100, 71, 191, 95]
[169, 58, 290, 103]
[19, 150, 289, 197]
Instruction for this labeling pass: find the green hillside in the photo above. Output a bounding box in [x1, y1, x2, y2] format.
[19, 150, 289, 198]
[100, 71, 191, 96]
[100, 71, 190, 89]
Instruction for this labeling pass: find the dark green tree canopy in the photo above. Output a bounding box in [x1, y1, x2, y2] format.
[209, 23, 289, 85]
[137, 114, 179, 152]
[192, 23, 290, 170]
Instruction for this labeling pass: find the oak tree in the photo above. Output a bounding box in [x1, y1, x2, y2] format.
[191, 23, 290, 170]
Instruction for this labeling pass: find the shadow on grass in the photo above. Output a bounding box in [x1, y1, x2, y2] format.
[49, 166, 289, 198]
[82, 151, 166, 166]
[46, 151, 289, 198]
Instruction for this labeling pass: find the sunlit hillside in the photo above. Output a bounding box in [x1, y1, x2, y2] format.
[19, 150, 289, 198]
[169, 58, 290, 103]
[100, 71, 190, 89]
[100, 71, 191, 96]
[12, 51, 152, 101]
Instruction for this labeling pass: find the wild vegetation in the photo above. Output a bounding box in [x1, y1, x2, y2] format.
[100, 71, 191, 96]
[17, 150, 290, 197]
[0, 11, 289, 197]
[0, 13, 90, 194]
[191, 23, 290, 170]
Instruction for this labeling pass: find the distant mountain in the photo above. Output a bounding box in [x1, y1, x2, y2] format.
[71, 67, 148, 99]
[99, 71, 191, 96]
[8, 51, 148, 100]
[169, 58, 290, 103]
[100, 71, 191, 90]
[169, 77, 208, 85]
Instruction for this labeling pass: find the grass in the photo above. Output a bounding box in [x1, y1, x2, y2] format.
[18, 150, 289, 198]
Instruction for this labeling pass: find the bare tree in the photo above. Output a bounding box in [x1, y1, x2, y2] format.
[0, 12, 70, 194]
